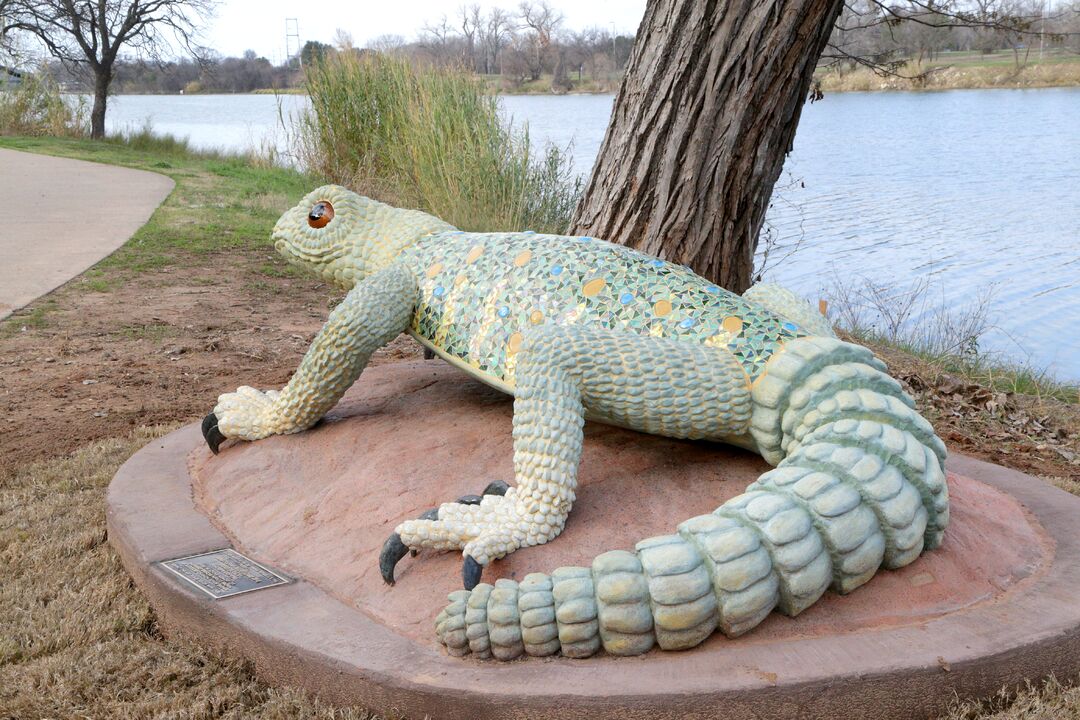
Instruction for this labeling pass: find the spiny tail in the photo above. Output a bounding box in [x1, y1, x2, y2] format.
[435, 337, 949, 659]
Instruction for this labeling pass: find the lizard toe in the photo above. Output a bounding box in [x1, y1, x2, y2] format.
[462, 554, 484, 590]
[481, 480, 510, 496]
[379, 532, 410, 585]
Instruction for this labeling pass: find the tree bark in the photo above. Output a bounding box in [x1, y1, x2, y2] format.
[90, 69, 111, 139]
[570, 0, 845, 293]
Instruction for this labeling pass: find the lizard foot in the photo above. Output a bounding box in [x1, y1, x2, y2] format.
[202, 386, 286, 453]
[379, 481, 511, 585]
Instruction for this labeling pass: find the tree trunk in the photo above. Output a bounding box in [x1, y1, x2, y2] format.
[90, 69, 111, 139]
[570, 0, 844, 293]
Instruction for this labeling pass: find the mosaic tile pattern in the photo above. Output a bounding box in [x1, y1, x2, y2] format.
[399, 231, 808, 387]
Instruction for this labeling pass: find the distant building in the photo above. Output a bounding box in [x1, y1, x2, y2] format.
[1, 65, 23, 89]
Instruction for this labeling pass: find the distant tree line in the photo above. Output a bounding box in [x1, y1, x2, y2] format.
[23, 0, 1079, 96]
[370, 1, 637, 92]
[42, 50, 299, 94]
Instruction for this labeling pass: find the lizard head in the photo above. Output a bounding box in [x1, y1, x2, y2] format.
[271, 184, 456, 289]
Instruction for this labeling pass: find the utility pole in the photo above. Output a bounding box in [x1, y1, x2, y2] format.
[285, 18, 301, 68]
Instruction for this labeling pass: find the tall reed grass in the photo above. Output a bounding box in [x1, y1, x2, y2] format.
[295, 53, 581, 234]
[0, 70, 87, 137]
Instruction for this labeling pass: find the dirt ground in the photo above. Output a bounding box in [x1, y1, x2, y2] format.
[0, 260, 422, 475]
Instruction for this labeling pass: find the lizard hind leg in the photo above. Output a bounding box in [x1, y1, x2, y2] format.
[384, 324, 753, 590]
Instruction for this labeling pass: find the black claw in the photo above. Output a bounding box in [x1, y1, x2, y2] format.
[463, 555, 483, 590]
[481, 480, 510, 497]
[456, 494, 484, 505]
[379, 532, 410, 585]
[201, 412, 225, 455]
[423, 347, 435, 360]
[384, 508, 439, 577]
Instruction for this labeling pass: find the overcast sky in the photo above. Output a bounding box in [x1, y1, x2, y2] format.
[204, 1, 647, 63]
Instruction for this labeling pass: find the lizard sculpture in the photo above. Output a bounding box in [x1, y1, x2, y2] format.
[203, 185, 949, 660]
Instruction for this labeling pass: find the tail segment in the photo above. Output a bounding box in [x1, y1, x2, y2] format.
[435, 337, 949, 659]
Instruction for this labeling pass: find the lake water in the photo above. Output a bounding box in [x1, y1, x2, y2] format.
[103, 90, 1080, 381]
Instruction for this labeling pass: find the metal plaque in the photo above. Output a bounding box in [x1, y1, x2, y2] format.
[159, 548, 290, 599]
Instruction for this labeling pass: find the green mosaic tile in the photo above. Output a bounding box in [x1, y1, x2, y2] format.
[399, 231, 807, 387]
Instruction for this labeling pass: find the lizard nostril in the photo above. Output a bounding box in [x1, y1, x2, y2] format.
[308, 200, 334, 228]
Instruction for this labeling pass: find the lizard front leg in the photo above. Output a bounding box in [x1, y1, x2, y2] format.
[202, 264, 418, 452]
[383, 325, 753, 589]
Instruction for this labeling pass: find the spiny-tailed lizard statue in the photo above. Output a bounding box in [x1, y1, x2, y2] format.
[202, 185, 948, 660]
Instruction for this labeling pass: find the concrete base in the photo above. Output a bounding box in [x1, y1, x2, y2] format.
[108, 361, 1080, 720]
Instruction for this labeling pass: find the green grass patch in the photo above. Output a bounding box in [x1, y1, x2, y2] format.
[115, 322, 173, 342]
[1, 299, 58, 338]
[107, 121, 200, 157]
[244, 279, 284, 295]
[929, 48, 1080, 69]
[79, 269, 116, 293]
[258, 261, 305, 279]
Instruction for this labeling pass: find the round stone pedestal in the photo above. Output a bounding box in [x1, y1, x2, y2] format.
[107, 361, 1080, 720]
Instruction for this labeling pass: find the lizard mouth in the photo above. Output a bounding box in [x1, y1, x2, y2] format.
[276, 238, 349, 265]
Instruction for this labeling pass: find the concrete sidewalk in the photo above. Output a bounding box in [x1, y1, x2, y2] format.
[0, 148, 175, 320]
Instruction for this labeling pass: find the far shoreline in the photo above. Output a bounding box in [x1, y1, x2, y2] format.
[78, 79, 1080, 99]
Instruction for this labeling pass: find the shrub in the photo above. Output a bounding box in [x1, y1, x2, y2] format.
[0, 69, 87, 137]
[295, 52, 581, 234]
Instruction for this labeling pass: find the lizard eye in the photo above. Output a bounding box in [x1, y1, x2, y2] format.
[308, 201, 334, 228]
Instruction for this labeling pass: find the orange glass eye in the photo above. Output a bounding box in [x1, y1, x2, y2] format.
[308, 200, 334, 228]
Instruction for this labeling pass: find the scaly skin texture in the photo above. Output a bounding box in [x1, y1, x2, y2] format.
[206, 185, 949, 660]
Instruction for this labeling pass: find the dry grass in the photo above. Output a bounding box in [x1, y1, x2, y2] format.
[0, 426, 380, 720]
[296, 53, 580, 234]
[817, 58, 1080, 93]
[0, 71, 87, 137]
[945, 675, 1080, 719]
